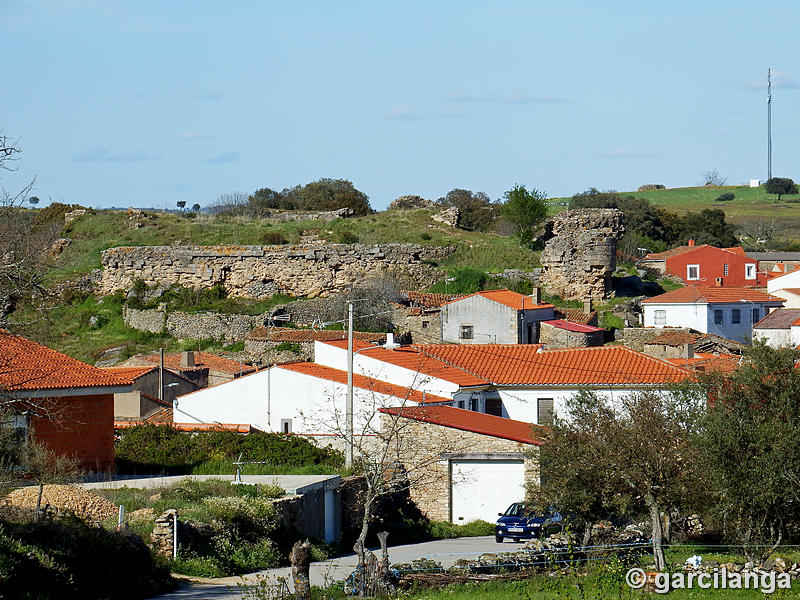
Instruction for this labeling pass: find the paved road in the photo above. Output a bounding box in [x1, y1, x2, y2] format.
[150, 536, 526, 599]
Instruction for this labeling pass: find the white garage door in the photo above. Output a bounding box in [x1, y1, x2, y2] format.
[451, 459, 525, 524]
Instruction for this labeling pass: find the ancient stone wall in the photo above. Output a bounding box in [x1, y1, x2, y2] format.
[539, 209, 625, 300]
[614, 327, 693, 352]
[123, 306, 265, 344]
[538, 322, 603, 349]
[98, 244, 453, 300]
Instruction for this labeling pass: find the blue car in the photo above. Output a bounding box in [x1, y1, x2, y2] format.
[495, 503, 563, 543]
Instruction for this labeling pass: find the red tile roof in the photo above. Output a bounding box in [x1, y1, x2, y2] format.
[114, 419, 253, 433]
[554, 308, 598, 325]
[641, 285, 784, 305]
[541, 319, 604, 333]
[246, 328, 385, 343]
[129, 351, 256, 375]
[380, 405, 544, 445]
[99, 365, 157, 381]
[414, 344, 688, 386]
[443, 289, 554, 310]
[0, 330, 133, 393]
[278, 362, 451, 404]
[665, 353, 741, 374]
[403, 291, 465, 308]
[320, 339, 488, 387]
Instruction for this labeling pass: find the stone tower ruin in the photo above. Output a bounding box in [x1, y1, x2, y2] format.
[539, 208, 625, 300]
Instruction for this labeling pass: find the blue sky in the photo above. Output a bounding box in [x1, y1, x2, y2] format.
[3, 1, 799, 210]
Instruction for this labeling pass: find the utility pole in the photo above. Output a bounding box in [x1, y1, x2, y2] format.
[345, 302, 354, 469]
[768, 67, 772, 181]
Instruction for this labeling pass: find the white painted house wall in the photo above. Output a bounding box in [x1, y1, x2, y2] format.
[495, 387, 654, 424]
[767, 270, 800, 294]
[772, 290, 800, 309]
[752, 328, 793, 348]
[440, 296, 555, 344]
[173, 366, 412, 434]
[643, 301, 781, 343]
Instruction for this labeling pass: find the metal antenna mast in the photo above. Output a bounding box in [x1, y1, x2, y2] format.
[768, 68, 772, 180]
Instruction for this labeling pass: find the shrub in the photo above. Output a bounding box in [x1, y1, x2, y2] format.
[0, 516, 175, 599]
[262, 231, 287, 245]
[336, 230, 359, 244]
[115, 425, 343, 474]
[420, 232, 431, 241]
[271, 341, 302, 353]
[714, 193, 735, 202]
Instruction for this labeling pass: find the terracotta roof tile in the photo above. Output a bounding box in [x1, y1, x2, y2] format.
[114, 418, 253, 433]
[278, 362, 450, 404]
[665, 353, 741, 374]
[442, 289, 554, 310]
[129, 351, 256, 376]
[320, 339, 488, 387]
[642, 285, 784, 305]
[554, 308, 598, 325]
[403, 291, 465, 308]
[641, 245, 695, 260]
[414, 344, 688, 386]
[380, 405, 544, 445]
[0, 330, 134, 392]
[246, 328, 385, 343]
[100, 366, 157, 381]
[752, 308, 800, 329]
[540, 319, 604, 333]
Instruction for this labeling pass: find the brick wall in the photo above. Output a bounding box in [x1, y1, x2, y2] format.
[381, 415, 539, 522]
[30, 393, 115, 472]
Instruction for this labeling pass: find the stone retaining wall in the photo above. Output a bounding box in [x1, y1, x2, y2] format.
[614, 327, 693, 352]
[123, 306, 266, 343]
[99, 244, 453, 300]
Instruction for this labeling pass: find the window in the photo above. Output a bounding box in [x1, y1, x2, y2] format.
[459, 325, 474, 340]
[687, 264, 700, 280]
[421, 321, 430, 329]
[732, 308, 741, 324]
[280, 419, 292, 434]
[714, 309, 723, 325]
[654, 310, 666, 326]
[485, 398, 503, 416]
[723, 264, 729, 276]
[745, 264, 756, 280]
[537, 398, 554, 426]
[752, 308, 760, 323]
[470, 395, 480, 412]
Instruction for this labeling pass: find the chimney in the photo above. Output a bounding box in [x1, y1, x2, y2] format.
[181, 351, 195, 368]
[715, 277, 724, 287]
[583, 298, 593, 314]
[688, 239, 695, 247]
[683, 343, 694, 359]
[530, 287, 541, 305]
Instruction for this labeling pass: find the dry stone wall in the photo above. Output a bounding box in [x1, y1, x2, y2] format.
[539, 209, 625, 300]
[98, 244, 453, 300]
[123, 306, 265, 344]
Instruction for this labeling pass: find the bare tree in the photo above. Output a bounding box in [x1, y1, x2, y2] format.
[322, 278, 402, 332]
[701, 169, 727, 187]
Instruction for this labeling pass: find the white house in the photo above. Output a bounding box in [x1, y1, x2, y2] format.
[440, 289, 555, 344]
[751, 308, 800, 348]
[641, 285, 784, 344]
[316, 340, 689, 425]
[173, 361, 450, 440]
[766, 269, 800, 308]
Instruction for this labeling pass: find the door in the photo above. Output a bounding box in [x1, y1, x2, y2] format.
[451, 459, 525, 524]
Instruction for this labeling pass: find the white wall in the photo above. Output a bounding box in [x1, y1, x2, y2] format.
[644, 302, 782, 343]
[753, 328, 793, 348]
[174, 366, 417, 434]
[768, 270, 800, 293]
[772, 290, 800, 309]
[314, 341, 469, 398]
[440, 296, 555, 344]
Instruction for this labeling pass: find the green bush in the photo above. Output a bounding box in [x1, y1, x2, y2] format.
[0, 516, 175, 600]
[427, 519, 495, 539]
[336, 230, 359, 244]
[272, 341, 302, 353]
[115, 425, 343, 474]
[262, 231, 288, 244]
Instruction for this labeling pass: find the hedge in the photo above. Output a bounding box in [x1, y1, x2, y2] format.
[115, 425, 343, 474]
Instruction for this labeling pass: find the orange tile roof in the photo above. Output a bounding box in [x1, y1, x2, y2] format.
[131, 351, 256, 375]
[443, 289, 554, 310]
[380, 405, 544, 445]
[246, 328, 385, 343]
[320, 339, 488, 387]
[641, 285, 784, 305]
[403, 291, 465, 308]
[0, 330, 134, 393]
[278, 362, 452, 403]
[114, 419, 253, 433]
[100, 365, 157, 381]
[414, 344, 689, 386]
[778, 288, 800, 296]
[554, 308, 598, 325]
[665, 353, 741, 374]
